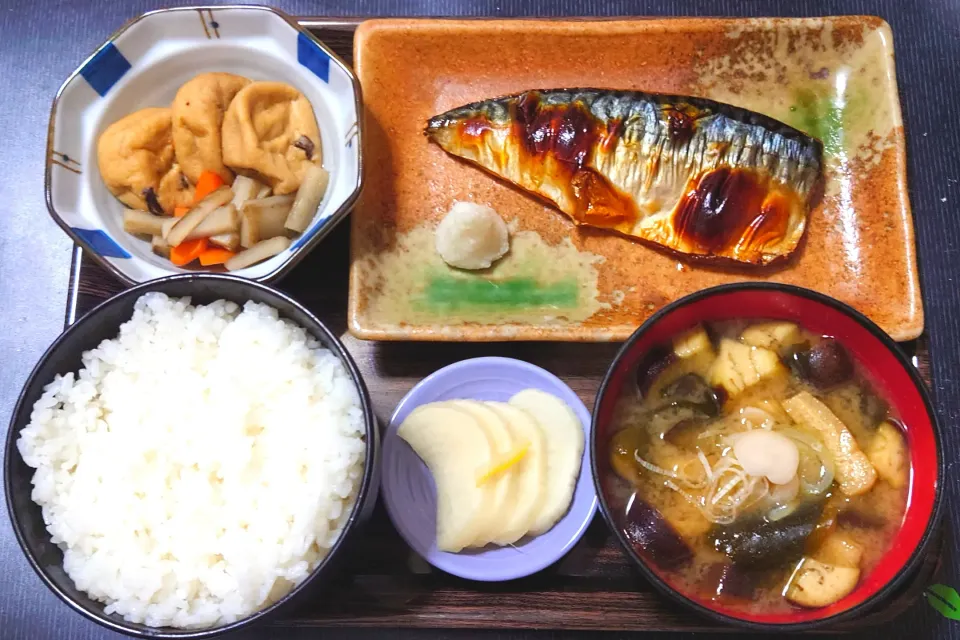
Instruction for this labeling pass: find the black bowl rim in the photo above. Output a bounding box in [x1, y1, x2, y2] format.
[4, 273, 378, 639]
[589, 281, 945, 632]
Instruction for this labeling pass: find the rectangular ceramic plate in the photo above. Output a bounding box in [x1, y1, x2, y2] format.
[349, 17, 922, 342]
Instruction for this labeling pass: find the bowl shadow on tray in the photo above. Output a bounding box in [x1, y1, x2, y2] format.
[372, 339, 619, 381]
[273, 224, 352, 334]
[277, 515, 631, 615]
[269, 513, 942, 632]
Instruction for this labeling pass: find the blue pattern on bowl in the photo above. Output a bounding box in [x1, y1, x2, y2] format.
[46, 6, 363, 285]
[79, 43, 131, 97]
[297, 32, 330, 83]
[70, 228, 131, 259]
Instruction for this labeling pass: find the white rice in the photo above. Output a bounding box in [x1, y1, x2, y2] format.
[17, 293, 366, 629]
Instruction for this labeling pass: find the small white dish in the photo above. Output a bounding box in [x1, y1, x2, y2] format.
[45, 5, 362, 284]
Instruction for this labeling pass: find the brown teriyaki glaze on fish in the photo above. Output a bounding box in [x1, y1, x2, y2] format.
[425, 89, 824, 266]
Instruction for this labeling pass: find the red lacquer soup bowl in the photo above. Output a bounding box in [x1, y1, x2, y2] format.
[590, 283, 943, 630]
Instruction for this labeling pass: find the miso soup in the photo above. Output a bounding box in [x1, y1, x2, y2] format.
[607, 320, 908, 614]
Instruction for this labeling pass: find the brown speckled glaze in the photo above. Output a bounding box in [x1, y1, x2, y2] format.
[350, 17, 922, 342]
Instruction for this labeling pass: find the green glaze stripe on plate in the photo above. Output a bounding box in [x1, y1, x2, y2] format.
[788, 88, 846, 158]
[786, 85, 867, 160]
[418, 275, 579, 311]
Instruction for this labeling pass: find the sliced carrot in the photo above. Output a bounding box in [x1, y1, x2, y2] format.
[169, 238, 209, 266]
[173, 206, 190, 218]
[198, 247, 236, 266]
[194, 170, 225, 203]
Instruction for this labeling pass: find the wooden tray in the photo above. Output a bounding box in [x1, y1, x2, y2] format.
[62, 18, 943, 633]
[348, 17, 922, 343]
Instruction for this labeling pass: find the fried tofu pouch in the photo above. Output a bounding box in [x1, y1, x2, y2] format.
[172, 72, 251, 184]
[97, 107, 193, 214]
[221, 81, 322, 195]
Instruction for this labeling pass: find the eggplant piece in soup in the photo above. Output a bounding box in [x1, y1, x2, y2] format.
[709, 501, 822, 570]
[622, 497, 693, 571]
[607, 318, 908, 615]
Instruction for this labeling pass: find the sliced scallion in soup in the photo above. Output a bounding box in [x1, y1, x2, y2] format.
[608, 320, 908, 614]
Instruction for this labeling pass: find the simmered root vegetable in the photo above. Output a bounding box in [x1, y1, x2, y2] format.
[249, 196, 295, 237]
[123, 209, 166, 237]
[209, 232, 240, 252]
[130, 164, 327, 270]
[198, 247, 235, 266]
[167, 186, 234, 247]
[230, 175, 263, 210]
[185, 204, 238, 241]
[285, 164, 329, 233]
[608, 318, 908, 617]
[225, 236, 291, 271]
[240, 195, 295, 248]
[193, 170, 225, 203]
[169, 238, 209, 266]
[151, 235, 170, 258]
[239, 208, 259, 249]
[161, 217, 177, 240]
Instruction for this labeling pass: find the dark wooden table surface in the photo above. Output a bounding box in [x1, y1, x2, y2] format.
[2, 1, 959, 639]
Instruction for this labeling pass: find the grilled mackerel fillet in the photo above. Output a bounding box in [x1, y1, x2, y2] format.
[426, 89, 823, 266]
